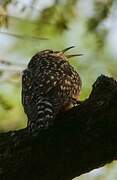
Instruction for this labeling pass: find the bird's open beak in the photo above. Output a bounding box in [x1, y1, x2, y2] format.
[62, 46, 83, 59]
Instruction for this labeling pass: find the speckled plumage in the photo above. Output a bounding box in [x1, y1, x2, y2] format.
[22, 48, 82, 132]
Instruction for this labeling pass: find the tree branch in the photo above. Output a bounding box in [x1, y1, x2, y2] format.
[0, 74, 117, 180]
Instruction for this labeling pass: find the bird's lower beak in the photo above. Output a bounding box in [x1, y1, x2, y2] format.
[66, 54, 83, 58]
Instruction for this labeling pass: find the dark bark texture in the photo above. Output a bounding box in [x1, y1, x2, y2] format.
[0, 75, 117, 180]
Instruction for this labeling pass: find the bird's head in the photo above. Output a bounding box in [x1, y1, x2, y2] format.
[28, 46, 82, 69]
[38, 46, 82, 60]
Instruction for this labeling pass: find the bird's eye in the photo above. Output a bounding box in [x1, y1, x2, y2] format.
[49, 50, 53, 53]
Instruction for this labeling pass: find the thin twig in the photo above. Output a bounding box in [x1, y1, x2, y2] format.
[0, 58, 26, 66]
[0, 31, 48, 40]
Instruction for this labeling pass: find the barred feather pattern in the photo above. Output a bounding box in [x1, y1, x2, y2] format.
[28, 97, 54, 132]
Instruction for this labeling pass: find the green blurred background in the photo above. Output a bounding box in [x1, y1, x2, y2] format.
[0, 0, 117, 179]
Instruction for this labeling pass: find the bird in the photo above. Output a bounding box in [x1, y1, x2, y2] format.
[22, 46, 82, 133]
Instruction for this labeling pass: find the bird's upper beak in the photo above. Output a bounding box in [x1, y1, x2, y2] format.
[62, 46, 75, 53]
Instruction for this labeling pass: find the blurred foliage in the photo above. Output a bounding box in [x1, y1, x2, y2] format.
[87, 0, 113, 31]
[86, 0, 113, 49]
[36, 0, 78, 34]
[0, 6, 8, 27]
[0, 0, 117, 179]
[0, 0, 12, 8]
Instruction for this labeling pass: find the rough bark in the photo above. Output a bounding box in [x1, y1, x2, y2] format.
[0, 74, 117, 180]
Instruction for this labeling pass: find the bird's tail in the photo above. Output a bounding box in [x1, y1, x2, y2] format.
[27, 97, 55, 133]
